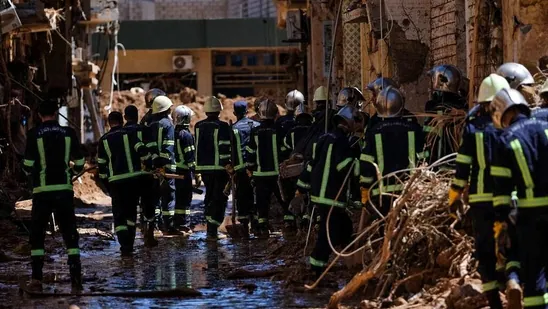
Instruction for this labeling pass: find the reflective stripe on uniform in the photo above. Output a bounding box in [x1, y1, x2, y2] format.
[319, 144, 333, 200]
[408, 131, 415, 167]
[37, 138, 46, 187]
[64, 136, 71, 184]
[336, 158, 352, 171]
[175, 209, 191, 215]
[360, 153, 375, 162]
[491, 166, 512, 178]
[456, 154, 473, 164]
[162, 210, 175, 216]
[452, 178, 467, 188]
[375, 134, 384, 173]
[475, 133, 486, 195]
[506, 261, 521, 270]
[24, 159, 34, 167]
[103, 139, 114, 177]
[31, 249, 45, 256]
[33, 184, 73, 194]
[109, 171, 147, 182]
[206, 216, 222, 226]
[310, 195, 345, 208]
[123, 134, 134, 173]
[309, 256, 327, 267]
[67, 248, 80, 255]
[468, 193, 493, 203]
[297, 179, 311, 189]
[523, 295, 548, 307]
[214, 129, 220, 167]
[510, 139, 535, 199]
[372, 184, 403, 196]
[360, 176, 374, 184]
[482, 280, 499, 292]
[493, 195, 511, 207]
[115, 225, 128, 232]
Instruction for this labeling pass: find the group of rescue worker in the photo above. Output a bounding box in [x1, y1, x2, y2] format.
[21, 59, 548, 308]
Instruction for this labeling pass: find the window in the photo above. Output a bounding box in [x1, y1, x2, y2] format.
[231, 55, 243, 67]
[279, 53, 290, 65]
[215, 54, 227, 66]
[263, 53, 275, 65]
[246, 55, 258, 66]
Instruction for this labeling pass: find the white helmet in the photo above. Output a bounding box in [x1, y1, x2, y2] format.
[174, 105, 194, 126]
[313, 86, 328, 102]
[204, 96, 223, 113]
[286, 90, 305, 111]
[152, 96, 173, 114]
[477, 74, 510, 103]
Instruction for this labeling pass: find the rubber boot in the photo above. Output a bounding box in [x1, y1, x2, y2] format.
[283, 220, 297, 237]
[143, 222, 158, 247]
[485, 290, 503, 309]
[69, 262, 83, 292]
[163, 216, 182, 235]
[239, 219, 250, 239]
[206, 223, 218, 242]
[175, 214, 193, 234]
[31, 256, 44, 281]
[117, 229, 133, 257]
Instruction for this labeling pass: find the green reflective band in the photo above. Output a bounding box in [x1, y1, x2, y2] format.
[302, 215, 310, 220]
[306, 164, 312, 172]
[157, 127, 163, 153]
[258, 218, 268, 224]
[309, 256, 327, 267]
[360, 153, 375, 162]
[64, 136, 71, 184]
[67, 248, 80, 255]
[408, 131, 415, 168]
[312, 143, 317, 160]
[253, 170, 279, 177]
[115, 225, 128, 232]
[218, 140, 230, 145]
[103, 139, 114, 177]
[37, 138, 46, 187]
[254, 135, 261, 173]
[290, 132, 295, 150]
[206, 216, 222, 226]
[126, 220, 136, 226]
[151, 154, 159, 160]
[273, 134, 279, 172]
[506, 261, 521, 270]
[360, 176, 374, 184]
[219, 154, 231, 159]
[491, 166, 512, 178]
[99, 173, 108, 179]
[73, 158, 85, 166]
[155, 209, 161, 215]
[468, 193, 493, 203]
[493, 196, 511, 206]
[524, 295, 547, 307]
[141, 154, 151, 161]
[280, 146, 287, 152]
[24, 159, 34, 167]
[31, 249, 45, 256]
[146, 142, 157, 148]
[175, 209, 191, 215]
[214, 129, 220, 167]
[184, 146, 195, 153]
[311, 195, 345, 208]
[137, 131, 143, 141]
[375, 134, 384, 173]
[160, 153, 170, 159]
[511, 139, 535, 199]
[163, 140, 175, 146]
[482, 280, 499, 292]
[319, 144, 333, 200]
[196, 165, 225, 171]
[97, 158, 107, 164]
[284, 215, 295, 221]
[336, 158, 352, 171]
[123, 134, 134, 173]
[372, 184, 404, 196]
[417, 151, 429, 159]
[33, 184, 73, 194]
[162, 210, 175, 216]
[109, 171, 147, 182]
[475, 133, 486, 194]
[233, 129, 243, 168]
[452, 178, 467, 188]
[245, 146, 256, 154]
[237, 216, 248, 220]
[134, 142, 145, 151]
[423, 126, 433, 133]
[297, 179, 310, 189]
[456, 153, 473, 164]
[195, 128, 200, 162]
[519, 197, 548, 208]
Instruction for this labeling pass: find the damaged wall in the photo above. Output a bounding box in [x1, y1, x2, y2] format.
[514, 0, 548, 70]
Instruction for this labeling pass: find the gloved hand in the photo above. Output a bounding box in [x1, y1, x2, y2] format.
[494, 221, 510, 265]
[448, 188, 463, 220]
[448, 188, 461, 206]
[225, 164, 235, 175]
[246, 169, 253, 178]
[155, 167, 166, 175]
[194, 173, 202, 187]
[361, 188, 369, 205]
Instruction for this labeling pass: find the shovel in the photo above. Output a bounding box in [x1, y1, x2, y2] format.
[225, 120, 247, 238]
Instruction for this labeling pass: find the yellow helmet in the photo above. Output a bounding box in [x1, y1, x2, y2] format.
[204, 96, 223, 113]
[477, 74, 510, 103]
[313, 86, 328, 101]
[151, 96, 173, 114]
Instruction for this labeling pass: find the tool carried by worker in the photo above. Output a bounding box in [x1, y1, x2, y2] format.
[225, 119, 246, 238]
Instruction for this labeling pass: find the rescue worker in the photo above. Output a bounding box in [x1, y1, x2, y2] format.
[311, 86, 329, 120]
[360, 87, 425, 217]
[147, 95, 178, 234]
[448, 74, 512, 309]
[424, 64, 468, 164]
[490, 88, 548, 309]
[296, 105, 362, 275]
[496, 62, 537, 105]
[246, 99, 288, 238]
[365, 77, 416, 131]
[195, 96, 232, 241]
[173, 105, 196, 234]
[336, 87, 365, 110]
[141, 88, 166, 126]
[98, 111, 150, 257]
[23, 99, 85, 291]
[231, 101, 260, 237]
[277, 90, 303, 160]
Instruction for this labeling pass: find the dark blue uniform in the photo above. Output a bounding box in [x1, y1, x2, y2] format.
[23, 120, 84, 281]
[174, 125, 196, 228]
[360, 117, 425, 216]
[491, 115, 548, 309]
[532, 107, 548, 122]
[232, 117, 259, 224]
[275, 114, 296, 161]
[451, 106, 504, 308]
[98, 124, 150, 253]
[297, 128, 361, 271]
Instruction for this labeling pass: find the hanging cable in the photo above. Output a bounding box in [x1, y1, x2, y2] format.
[325, 0, 344, 133]
[105, 21, 125, 113]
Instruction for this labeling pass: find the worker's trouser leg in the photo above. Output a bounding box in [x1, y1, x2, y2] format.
[235, 171, 253, 226]
[203, 172, 229, 235]
[110, 178, 140, 254]
[518, 209, 548, 309]
[175, 171, 192, 228]
[280, 177, 297, 223]
[254, 176, 284, 229]
[140, 174, 160, 224]
[30, 191, 80, 281]
[310, 205, 352, 274]
[469, 205, 503, 309]
[160, 178, 176, 230]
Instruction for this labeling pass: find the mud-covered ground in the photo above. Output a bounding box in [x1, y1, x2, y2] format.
[0, 183, 359, 309]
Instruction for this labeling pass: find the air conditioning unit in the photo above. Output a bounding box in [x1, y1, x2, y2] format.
[172, 55, 194, 71]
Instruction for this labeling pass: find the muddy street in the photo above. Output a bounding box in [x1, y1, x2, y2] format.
[0, 189, 349, 309]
